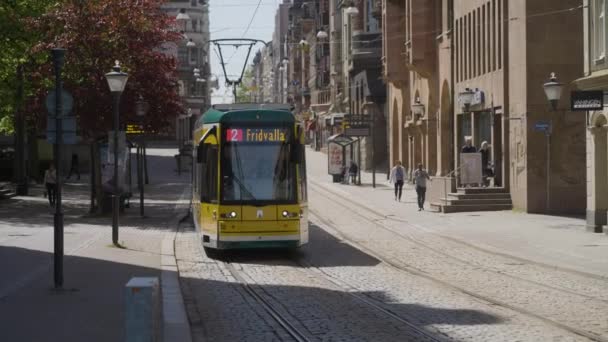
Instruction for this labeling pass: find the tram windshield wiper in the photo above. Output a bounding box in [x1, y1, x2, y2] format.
[230, 174, 257, 201]
[231, 144, 257, 201]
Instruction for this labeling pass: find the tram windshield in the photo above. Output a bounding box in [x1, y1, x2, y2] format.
[221, 127, 297, 203]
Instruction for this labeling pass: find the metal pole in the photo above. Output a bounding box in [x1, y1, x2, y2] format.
[138, 145, 144, 217]
[15, 64, 28, 195]
[112, 92, 120, 246]
[357, 139, 361, 185]
[52, 48, 65, 289]
[372, 110, 376, 188]
[143, 142, 149, 184]
[546, 125, 551, 214]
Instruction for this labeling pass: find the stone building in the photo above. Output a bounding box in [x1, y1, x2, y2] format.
[162, 1, 210, 148]
[575, 0, 608, 232]
[384, 0, 586, 215]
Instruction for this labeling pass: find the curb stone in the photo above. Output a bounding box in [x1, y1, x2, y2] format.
[161, 187, 192, 342]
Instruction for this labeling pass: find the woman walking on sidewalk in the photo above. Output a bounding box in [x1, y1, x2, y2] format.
[44, 163, 57, 207]
[389, 161, 406, 201]
[413, 163, 431, 211]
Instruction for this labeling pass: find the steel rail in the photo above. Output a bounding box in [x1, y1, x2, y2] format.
[223, 261, 312, 342]
[308, 182, 608, 342]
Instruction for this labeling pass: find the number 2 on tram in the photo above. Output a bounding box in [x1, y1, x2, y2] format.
[191, 105, 308, 250]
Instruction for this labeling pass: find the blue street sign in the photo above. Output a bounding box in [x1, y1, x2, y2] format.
[47, 116, 77, 144]
[45, 89, 74, 116]
[534, 121, 551, 131]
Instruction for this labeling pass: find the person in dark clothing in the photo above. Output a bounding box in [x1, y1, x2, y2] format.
[44, 163, 57, 207]
[479, 141, 493, 186]
[461, 137, 476, 153]
[348, 161, 358, 185]
[389, 161, 406, 201]
[413, 163, 431, 211]
[67, 153, 80, 180]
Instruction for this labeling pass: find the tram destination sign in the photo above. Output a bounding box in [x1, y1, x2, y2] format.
[571, 90, 603, 111]
[225, 128, 288, 143]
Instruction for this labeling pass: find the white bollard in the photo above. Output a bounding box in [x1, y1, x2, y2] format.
[125, 277, 161, 342]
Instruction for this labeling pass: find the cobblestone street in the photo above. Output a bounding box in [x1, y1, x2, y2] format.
[175, 148, 608, 342]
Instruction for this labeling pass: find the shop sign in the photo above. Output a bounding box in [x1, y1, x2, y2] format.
[571, 91, 603, 111]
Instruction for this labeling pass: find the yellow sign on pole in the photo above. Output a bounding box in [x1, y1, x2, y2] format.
[126, 124, 144, 135]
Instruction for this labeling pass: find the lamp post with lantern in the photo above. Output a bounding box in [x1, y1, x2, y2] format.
[105, 61, 128, 246]
[541, 72, 564, 213]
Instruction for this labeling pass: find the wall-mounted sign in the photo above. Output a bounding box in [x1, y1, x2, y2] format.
[471, 89, 485, 106]
[571, 90, 603, 111]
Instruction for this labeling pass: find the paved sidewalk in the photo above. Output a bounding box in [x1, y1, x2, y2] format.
[306, 147, 608, 278]
[0, 148, 191, 342]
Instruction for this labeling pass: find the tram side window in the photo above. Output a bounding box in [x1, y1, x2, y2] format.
[200, 144, 218, 203]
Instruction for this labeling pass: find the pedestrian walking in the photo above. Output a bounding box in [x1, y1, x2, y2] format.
[44, 163, 57, 207]
[348, 161, 358, 185]
[413, 163, 431, 211]
[389, 160, 406, 201]
[67, 153, 80, 180]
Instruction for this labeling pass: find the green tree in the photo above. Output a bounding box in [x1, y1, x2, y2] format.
[0, 0, 58, 134]
[235, 68, 255, 103]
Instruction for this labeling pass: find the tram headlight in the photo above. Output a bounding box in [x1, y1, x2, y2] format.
[282, 210, 290, 218]
[221, 211, 238, 219]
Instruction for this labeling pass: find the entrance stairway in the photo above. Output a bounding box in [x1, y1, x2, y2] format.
[431, 187, 512, 213]
[0, 182, 16, 200]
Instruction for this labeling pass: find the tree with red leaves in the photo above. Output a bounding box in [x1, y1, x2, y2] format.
[26, 0, 183, 138]
[24, 0, 183, 213]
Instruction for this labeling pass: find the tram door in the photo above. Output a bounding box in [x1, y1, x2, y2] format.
[199, 134, 219, 244]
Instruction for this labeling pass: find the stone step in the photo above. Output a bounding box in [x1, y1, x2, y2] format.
[441, 198, 513, 206]
[447, 192, 512, 200]
[439, 203, 513, 213]
[457, 187, 509, 194]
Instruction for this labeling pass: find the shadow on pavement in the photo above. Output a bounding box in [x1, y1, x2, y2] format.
[0, 242, 502, 342]
[197, 222, 382, 268]
[0, 245, 161, 342]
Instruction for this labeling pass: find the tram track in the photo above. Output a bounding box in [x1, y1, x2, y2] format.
[309, 181, 608, 305]
[222, 260, 313, 342]
[309, 179, 607, 283]
[308, 182, 608, 342]
[222, 252, 448, 342]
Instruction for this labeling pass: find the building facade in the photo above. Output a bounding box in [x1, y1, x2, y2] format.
[162, 1, 211, 148]
[384, 0, 586, 215]
[575, 0, 608, 232]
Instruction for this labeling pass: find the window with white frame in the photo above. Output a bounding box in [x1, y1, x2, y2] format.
[593, 0, 607, 66]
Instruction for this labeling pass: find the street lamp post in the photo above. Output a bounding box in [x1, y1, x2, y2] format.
[541, 72, 563, 213]
[105, 61, 128, 246]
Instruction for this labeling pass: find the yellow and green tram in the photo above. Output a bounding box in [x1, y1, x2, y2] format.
[191, 104, 308, 250]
